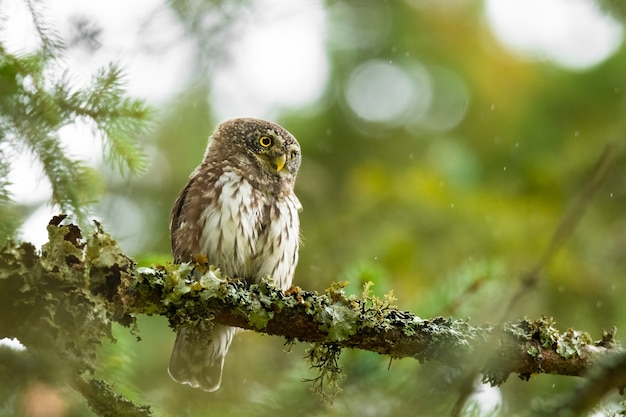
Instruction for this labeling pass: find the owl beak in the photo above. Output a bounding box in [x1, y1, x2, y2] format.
[274, 154, 287, 172]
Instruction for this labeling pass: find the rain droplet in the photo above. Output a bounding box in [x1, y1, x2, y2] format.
[596, 301, 603, 308]
[503, 166, 507, 171]
[490, 104, 496, 111]
[574, 131, 580, 137]
[514, 142, 519, 148]
[408, 153, 414, 160]
[450, 203, 455, 208]
[609, 192, 614, 198]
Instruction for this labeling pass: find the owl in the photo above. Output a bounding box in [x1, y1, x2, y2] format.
[168, 117, 302, 392]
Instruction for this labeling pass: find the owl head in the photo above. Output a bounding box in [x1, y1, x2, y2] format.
[205, 118, 301, 186]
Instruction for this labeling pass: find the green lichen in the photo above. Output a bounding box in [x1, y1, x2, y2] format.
[78, 377, 152, 417]
[508, 317, 561, 349]
[196, 267, 224, 298]
[247, 302, 274, 329]
[304, 342, 344, 403]
[86, 222, 131, 271]
[0, 220, 115, 378]
[41, 219, 86, 286]
[162, 262, 194, 304]
[556, 328, 593, 359]
[512, 318, 594, 362]
[316, 281, 400, 342]
[402, 322, 417, 337]
[527, 345, 542, 359]
[242, 278, 281, 329]
[85, 221, 135, 301]
[358, 281, 399, 331]
[316, 282, 360, 342]
[537, 320, 561, 349]
[321, 303, 358, 341]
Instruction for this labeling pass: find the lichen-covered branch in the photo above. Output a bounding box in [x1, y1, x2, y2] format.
[72, 376, 152, 417]
[531, 349, 626, 416]
[123, 262, 618, 384]
[0, 218, 622, 416]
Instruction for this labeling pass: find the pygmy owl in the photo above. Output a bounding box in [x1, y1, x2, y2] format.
[168, 118, 302, 392]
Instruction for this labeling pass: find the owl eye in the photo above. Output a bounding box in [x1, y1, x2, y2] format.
[259, 135, 273, 148]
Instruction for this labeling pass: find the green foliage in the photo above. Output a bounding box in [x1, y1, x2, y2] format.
[598, 0, 626, 22]
[0, 148, 19, 239]
[95, 326, 149, 413]
[0, 4, 151, 241]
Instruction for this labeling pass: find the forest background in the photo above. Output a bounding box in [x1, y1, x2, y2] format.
[1, 0, 626, 416]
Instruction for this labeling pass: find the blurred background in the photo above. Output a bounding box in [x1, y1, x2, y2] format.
[2, 0, 626, 415]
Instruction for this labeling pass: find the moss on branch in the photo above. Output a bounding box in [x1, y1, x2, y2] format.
[125, 263, 616, 385]
[0, 218, 622, 415]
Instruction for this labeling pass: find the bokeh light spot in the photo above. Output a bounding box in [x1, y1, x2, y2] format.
[485, 0, 623, 70]
[415, 66, 469, 132]
[345, 59, 429, 124]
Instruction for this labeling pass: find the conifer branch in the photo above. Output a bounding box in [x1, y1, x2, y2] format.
[0, 4, 151, 235]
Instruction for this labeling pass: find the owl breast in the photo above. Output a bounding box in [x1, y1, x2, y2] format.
[198, 170, 300, 288]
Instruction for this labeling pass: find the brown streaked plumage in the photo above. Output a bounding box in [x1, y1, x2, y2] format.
[168, 117, 302, 392]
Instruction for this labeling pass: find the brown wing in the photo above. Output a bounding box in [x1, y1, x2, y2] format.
[170, 176, 196, 263]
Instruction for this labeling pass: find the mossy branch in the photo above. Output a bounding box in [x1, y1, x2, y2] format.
[0, 218, 622, 416]
[124, 263, 617, 382]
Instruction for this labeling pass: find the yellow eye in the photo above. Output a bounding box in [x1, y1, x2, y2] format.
[259, 135, 272, 148]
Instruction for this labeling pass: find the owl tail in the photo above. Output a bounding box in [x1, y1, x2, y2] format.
[168, 324, 235, 392]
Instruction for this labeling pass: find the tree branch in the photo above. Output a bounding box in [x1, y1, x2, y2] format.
[531, 349, 626, 416]
[122, 264, 616, 383]
[0, 217, 622, 416]
[72, 376, 152, 417]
